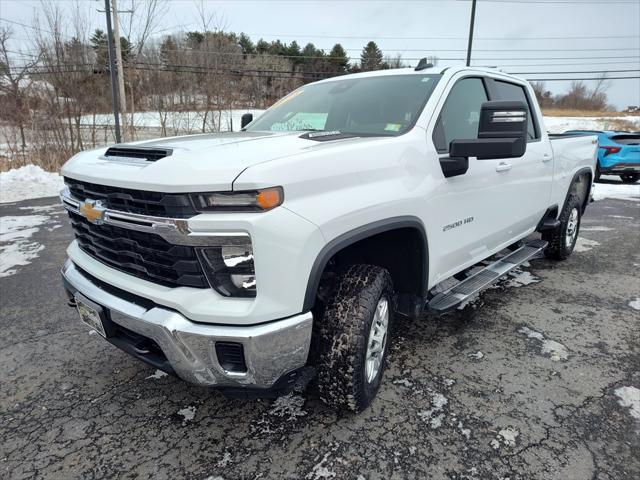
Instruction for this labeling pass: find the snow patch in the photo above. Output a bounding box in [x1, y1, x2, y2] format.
[418, 392, 448, 429]
[0, 165, 65, 203]
[468, 351, 484, 360]
[393, 378, 413, 388]
[306, 447, 339, 480]
[177, 406, 196, 423]
[216, 451, 232, 468]
[0, 214, 50, 277]
[519, 326, 569, 361]
[592, 183, 640, 202]
[458, 421, 471, 440]
[504, 269, 540, 288]
[146, 369, 168, 380]
[614, 386, 640, 420]
[492, 427, 520, 449]
[543, 115, 640, 134]
[574, 237, 600, 253]
[629, 297, 640, 311]
[267, 393, 307, 420]
[19, 204, 63, 213]
[581, 226, 613, 232]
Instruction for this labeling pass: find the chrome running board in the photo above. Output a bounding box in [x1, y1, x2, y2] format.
[428, 239, 548, 313]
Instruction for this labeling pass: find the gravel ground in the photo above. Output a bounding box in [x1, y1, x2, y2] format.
[1, 195, 639, 480]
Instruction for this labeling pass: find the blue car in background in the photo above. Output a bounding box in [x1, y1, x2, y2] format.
[566, 130, 640, 183]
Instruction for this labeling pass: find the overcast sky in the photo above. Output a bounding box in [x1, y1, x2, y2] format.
[1, 0, 639, 109]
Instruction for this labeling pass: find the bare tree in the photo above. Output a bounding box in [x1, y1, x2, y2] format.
[0, 27, 42, 153]
[122, 0, 169, 56]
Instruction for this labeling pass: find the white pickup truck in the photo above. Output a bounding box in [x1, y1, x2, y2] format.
[60, 65, 597, 412]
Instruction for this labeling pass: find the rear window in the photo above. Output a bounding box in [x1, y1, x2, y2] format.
[492, 80, 538, 140]
[611, 135, 640, 145]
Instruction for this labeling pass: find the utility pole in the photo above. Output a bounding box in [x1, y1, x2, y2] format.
[111, 0, 128, 141]
[104, 0, 121, 143]
[466, 0, 477, 67]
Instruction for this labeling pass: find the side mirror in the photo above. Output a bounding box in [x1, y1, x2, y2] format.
[450, 101, 527, 160]
[241, 113, 253, 129]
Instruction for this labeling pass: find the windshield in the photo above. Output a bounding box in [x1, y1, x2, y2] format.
[246, 74, 441, 137]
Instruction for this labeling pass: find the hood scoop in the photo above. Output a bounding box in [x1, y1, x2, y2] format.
[103, 146, 173, 163]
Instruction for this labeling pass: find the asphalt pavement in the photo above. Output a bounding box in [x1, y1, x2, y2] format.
[1, 195, 639, 480]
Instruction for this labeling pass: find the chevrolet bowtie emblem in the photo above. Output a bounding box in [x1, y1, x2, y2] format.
[79, 200, 106, 224]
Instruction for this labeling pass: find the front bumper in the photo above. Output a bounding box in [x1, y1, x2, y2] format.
[61, 259, 313, 389]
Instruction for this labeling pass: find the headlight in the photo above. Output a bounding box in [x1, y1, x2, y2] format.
[193, 187, 283, 212]
[196, 244, 256, 297]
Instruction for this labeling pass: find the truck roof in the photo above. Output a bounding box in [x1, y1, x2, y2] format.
[312, 65, 528, 86]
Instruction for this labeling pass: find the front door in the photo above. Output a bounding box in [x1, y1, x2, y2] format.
[426, 76, 529, 283]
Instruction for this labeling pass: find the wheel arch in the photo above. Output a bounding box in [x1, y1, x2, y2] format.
[566, 167, 593, 214]
[302, 216, 429, 312]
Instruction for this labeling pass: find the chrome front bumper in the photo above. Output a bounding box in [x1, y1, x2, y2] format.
[61, 260, 313, 388]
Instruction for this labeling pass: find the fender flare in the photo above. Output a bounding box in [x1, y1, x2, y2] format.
[302, 216, 429, 311]
[564, 166, 593, 214]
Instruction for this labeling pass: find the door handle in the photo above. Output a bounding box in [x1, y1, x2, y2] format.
[542, 154, 552, 162]
[496, 162, 512, 172]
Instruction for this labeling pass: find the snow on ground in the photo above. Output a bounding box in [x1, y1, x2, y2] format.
[0, 165, 64, 204]
[542, 115, 640, 134]
[78, 109, 265, 132]
[146, 369, 168, 380]
[518, 326, 569, 361]
[177, 406, 197, 424]
[614, 386, 640, 421]
[491, 427, 520, 449]
[574, 237, 600, 253]
[418, 391, 449, 429]
[592, 180, 640, 202]
[581, 226, 613, 232]
[0, 214, 50, 277]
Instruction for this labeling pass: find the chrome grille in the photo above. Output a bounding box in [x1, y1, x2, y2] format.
[64, 177, 198, 218]
[68, 211, 208, 288]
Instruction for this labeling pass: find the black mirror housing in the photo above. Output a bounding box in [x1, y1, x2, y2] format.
[450, 101, 527, 160]
[241, 113, 253, 129]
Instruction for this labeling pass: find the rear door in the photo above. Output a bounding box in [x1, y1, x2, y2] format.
[486, 78, 553, 230]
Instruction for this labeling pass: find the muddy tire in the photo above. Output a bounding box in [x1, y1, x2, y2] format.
[316, 265, 394, 413]
[542, 194, 582, 261]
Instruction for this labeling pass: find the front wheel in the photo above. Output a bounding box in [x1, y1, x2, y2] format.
[620, 173, 640, 184]
[542, 194, 582, 260]
[316, 265, 394, 413]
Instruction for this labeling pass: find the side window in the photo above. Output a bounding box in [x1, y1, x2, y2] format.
[433, 77, 488, 153]
[493, 80, 538, 140]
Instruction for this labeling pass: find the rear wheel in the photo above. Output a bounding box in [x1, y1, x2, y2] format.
[316, 265, 394, 413]
[542, 194, 582, 261]
[620, 173, 640, 184]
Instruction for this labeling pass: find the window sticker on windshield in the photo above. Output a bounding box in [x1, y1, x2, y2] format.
[271, 89, 304, 109]
[385, 123, 402, 132]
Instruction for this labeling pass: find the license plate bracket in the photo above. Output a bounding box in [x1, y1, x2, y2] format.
[75, 293, 108, 338]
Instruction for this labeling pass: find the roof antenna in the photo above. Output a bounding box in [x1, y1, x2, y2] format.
[415, 58, 433, 71]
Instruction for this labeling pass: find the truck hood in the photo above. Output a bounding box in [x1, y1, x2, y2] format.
[62, 131, 373, 192]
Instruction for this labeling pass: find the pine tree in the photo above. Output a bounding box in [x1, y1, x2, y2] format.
[329, 43, 349, 73]
[238, 33, 255, 55]
[360, 41, 383, 71]
[287, 41, 302, 65]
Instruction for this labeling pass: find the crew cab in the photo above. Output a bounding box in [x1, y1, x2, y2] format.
[60, 65, 597, 412]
